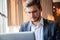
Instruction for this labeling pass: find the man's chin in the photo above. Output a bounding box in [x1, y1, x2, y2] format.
[31, 19, 37, 22]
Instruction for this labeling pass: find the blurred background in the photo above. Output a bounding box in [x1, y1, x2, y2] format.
[0, 0, 60, 33]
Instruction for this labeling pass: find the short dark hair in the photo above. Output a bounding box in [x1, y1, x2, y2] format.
[24, 0, 42, 9]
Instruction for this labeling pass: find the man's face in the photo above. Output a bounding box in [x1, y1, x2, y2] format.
[26, 5, 41, 22]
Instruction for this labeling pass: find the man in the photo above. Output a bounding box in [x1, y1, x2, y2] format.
[19, 0, 60, 40]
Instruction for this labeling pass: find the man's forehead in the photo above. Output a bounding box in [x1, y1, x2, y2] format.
[26, 8, 37, 13]
[26, 5, 38, 12]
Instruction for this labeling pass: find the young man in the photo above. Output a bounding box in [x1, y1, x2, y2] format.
[19, 0, 60, 40]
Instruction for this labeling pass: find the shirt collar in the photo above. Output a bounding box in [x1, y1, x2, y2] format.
[39, 17, 44, 26]
[30, 17, 44, 26]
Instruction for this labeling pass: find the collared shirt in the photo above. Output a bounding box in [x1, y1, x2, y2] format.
[30, 18, 44, 40]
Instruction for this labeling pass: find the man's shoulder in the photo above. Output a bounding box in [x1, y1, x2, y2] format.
[43, 18, 59, 29]
[21, 21, 30, 25]
[19, 21, 30, 32]
[43, 18, 57, 25]
[21, 21, 30, 28]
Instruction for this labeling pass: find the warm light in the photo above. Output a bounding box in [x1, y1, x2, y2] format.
[59, 9, 60, 11]
[56, 8, 60, 16]
[47, 14, 55, 21]
[53, 6, 55, 8]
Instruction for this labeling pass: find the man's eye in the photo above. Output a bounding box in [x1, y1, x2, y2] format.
[28, 12, 31, 14]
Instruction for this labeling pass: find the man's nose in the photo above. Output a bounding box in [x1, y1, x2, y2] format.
[30, 13, 34, 17]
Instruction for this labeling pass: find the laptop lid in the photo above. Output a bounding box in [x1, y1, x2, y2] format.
[0, 32, 35, 40]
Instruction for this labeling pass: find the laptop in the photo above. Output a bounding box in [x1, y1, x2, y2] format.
[0, 32, 35, 40]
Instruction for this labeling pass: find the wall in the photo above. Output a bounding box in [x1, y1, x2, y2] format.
[53, 0, 60, 2]
[7, 0, 23, 26]
[0, 0, 7, 33]
[41, 0, 54, 20]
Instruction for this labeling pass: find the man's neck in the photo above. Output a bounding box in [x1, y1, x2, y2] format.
[32, 17, 41, 26]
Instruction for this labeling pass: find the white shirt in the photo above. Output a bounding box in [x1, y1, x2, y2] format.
[30, 18, 44, 40]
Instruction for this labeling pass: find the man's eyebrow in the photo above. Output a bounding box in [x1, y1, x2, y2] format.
[28, 10, 37, 13]
[32, 10, 37, 13]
